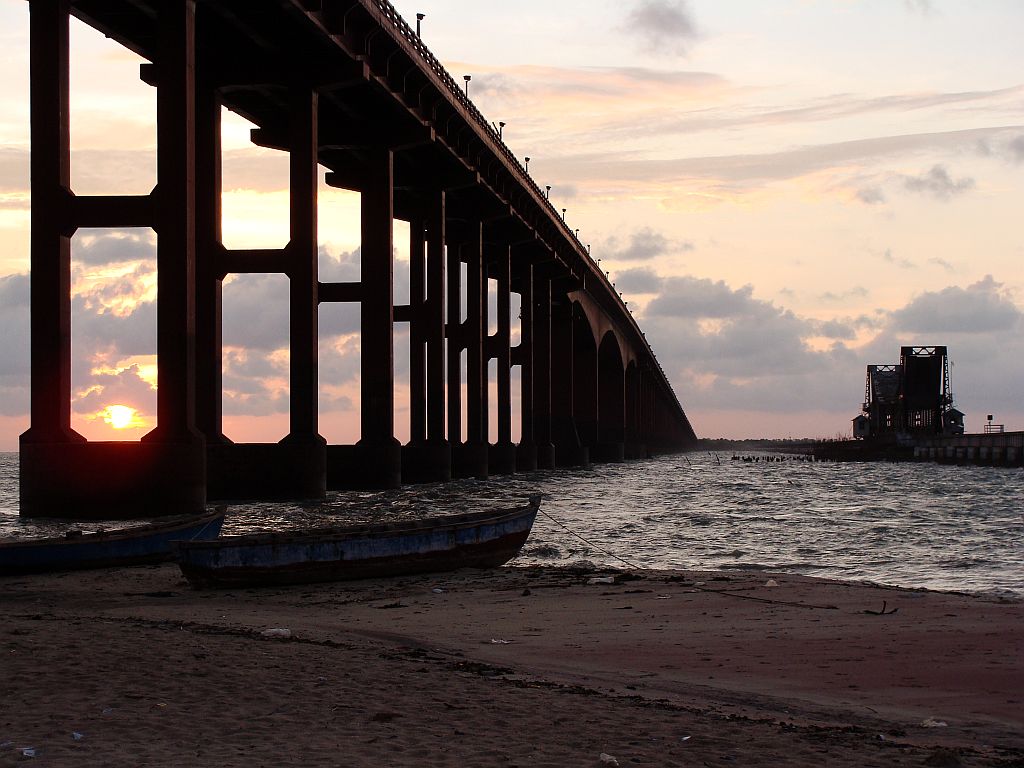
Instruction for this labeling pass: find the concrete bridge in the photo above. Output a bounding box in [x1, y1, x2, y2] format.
[20, 0, 697, 518]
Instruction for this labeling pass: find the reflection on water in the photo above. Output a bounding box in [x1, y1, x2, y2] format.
[1, 452, 1022, 597]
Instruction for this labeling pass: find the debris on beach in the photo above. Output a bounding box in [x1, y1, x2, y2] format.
[261, 628, 292, 639]
[598, 753, 619, 766]
[764, 579, 779, 587]
[864, 601, 899, 616]
[921, 717, 948, 728]
[588, 576, 616, 585]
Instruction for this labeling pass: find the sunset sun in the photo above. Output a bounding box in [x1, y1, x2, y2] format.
[104, 404, 137, 430]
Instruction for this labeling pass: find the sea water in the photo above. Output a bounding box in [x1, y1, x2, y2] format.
[1, 451, 1021, 598]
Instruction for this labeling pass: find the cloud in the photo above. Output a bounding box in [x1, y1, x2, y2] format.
[904, 0, 934, 15]
[889, 275, 1021, 334]
[592, 87, 1023, 144]
[72, 365, 155, 416]
[902, 165, 975, 200]
[545, 126, 1021, 187]
[623, 1, 699, 57]
[819, 286, 870, 303]
[603, 227, 690, 262]
[73, 230, 155, 266]
[927, 257, 955, 272]
[0, 273, 30, 415]
[222, 273, 291, 351]
[882, 248, 916, 270]
[855, 186, 886, 205]
[614, 267, 663, 295]
[1009, 134, 1024, 163]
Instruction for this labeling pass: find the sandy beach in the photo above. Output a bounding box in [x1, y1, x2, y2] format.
[1, 564, 1021, 767]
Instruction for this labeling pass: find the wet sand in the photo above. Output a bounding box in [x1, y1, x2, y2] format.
[1, 564, 1021, 767]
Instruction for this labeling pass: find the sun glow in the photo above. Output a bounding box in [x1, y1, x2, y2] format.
[103, 404, 139, 430]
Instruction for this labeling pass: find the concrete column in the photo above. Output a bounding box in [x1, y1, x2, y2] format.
[149, 0, 200, 443]
[194, 75, 225, 444]
[22, 0, 78, 445]
[533, 271, 555, 469]
[356, 146, 400, 487]
[401, 201, 450, 483]
[459, 223, 488, 479]
[286, 87, 319, 441]
[277, 85, 326, 497]
[489, 244, 516, 474]
[446, 227, 462, 451]
[624, 363, 644, 459]
[19, 0, 82, 517]
[408, 216, 426, 443]
[425, 192, 447, 450]
[552, 299, 587, 467]
[516, 263, 537, 471]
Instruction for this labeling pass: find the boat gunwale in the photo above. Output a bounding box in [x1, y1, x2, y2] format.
[172, 501, 539, 552]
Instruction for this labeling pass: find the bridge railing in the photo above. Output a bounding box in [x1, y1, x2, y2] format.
[363, 0, 590, 252]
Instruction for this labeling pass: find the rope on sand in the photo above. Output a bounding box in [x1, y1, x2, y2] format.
[537, 508, 838, 611]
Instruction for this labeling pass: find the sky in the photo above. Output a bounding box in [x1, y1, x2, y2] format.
[1, 0, 1022, 450]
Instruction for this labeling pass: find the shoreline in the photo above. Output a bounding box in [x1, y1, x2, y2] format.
[2, 564, 1022, 766]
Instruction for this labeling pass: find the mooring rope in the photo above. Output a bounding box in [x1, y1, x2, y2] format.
[536, 507, 838, 611]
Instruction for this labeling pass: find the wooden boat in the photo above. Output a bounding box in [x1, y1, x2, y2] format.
[0, 508, 226, 576]
[173, 495, 541, 589]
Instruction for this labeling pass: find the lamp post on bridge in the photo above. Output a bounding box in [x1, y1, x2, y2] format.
[463, 74, 471, 96]
[416, 13, 424, 37]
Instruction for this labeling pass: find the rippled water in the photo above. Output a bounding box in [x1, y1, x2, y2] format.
[1, 451, 1021, 597]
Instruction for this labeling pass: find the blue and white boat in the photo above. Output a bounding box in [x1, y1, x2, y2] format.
[172, 496, 541, 589]
[0, 508, 226, 576]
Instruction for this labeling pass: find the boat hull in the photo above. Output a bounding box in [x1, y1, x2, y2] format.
[174, 500, 539, 589]
[0, 509, 226, 576]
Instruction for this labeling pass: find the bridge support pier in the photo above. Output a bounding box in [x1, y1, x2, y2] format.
[354, 146, 401, 488]
[403, 196, 451, 483]
[489, 244, 516, 475]
[514, 263, 537, 472]
[532, 271, 556, 470]
[552, 299, 588, 468]
[21, 0, 206, 518]
[454, 223, 489, 480]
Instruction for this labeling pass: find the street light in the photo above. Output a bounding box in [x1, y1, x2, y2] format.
[524, 156, 530, 172]
[463, 74, 471, 96]
[498, 121, 505, 139]
[416, 13, 424, 37]
[545, 185, 550, 199]
[561, 208, 566, 220]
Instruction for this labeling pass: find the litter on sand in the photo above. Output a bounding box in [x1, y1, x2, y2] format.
[598, 754, 619, 766]
[261, 628, 292, 639]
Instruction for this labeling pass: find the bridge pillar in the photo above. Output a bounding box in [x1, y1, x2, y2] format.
[551, 298, 587, 467]
[489, 244, 516, 475]
[515, 263, 537, 471]
[455, 223, 489, 479]
[279, 85, 326, 495]
[402, 193, 451, 483]
[408, 215, 426, 445]
[355, 146, 401, 487]
[624, 362, 645, 459]
[532, 270, 555, 469]
[595, 334, 625, 463]
[22, 0, 207, 518]
[194, 73, 225, 447]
